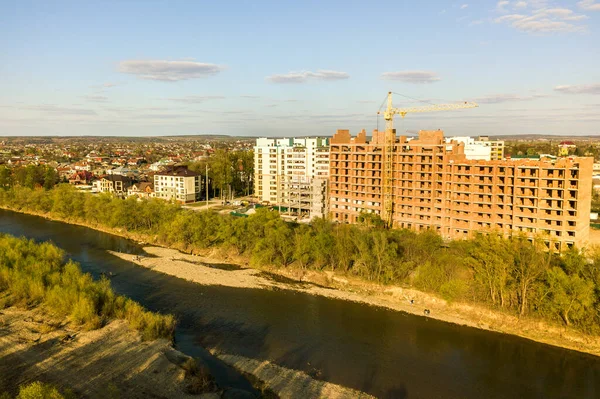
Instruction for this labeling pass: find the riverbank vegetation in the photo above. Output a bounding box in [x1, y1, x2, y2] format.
[1, 185, 600, 334]
[0, 232, 175, 340]
[0, 381, 74, 399]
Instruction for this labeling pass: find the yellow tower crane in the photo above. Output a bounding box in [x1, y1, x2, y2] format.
[377, 92, 479, 227]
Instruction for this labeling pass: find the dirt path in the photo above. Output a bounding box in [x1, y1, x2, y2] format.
[109, 246, 600, 359]
[0, 307, 199, 398]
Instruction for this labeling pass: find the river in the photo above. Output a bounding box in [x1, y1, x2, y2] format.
[1, 209, 599, 398]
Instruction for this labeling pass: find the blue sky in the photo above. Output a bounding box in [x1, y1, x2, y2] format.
[1, 0, 599, 137]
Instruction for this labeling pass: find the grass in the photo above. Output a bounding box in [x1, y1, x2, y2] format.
[0, 234, 176, 341]
[182, 358, 216, 394]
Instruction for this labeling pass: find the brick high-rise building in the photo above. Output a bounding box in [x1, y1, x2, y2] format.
[329, 129, 592, 251]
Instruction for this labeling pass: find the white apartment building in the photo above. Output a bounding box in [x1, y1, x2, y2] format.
[446, 136, 505, 161]
[448, 137, 492, 160]
[154, 167, 202, 203]
[254, 137, 329, 219]
[476, 136, 505, 160]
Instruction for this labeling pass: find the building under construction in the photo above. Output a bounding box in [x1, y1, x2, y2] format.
[329, 129, 592, 250]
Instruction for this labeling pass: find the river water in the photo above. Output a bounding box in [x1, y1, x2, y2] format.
[1, 209, 599, 399]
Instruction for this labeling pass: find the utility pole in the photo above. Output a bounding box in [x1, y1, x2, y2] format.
[205, 163, 209, 208]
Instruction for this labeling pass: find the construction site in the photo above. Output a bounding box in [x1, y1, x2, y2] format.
[254, 92, 593, 249]
[329, 128, 592, 251]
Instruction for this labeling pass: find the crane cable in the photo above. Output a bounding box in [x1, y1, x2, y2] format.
[376, 94, 389, 132]
[391, 92, 437, 106]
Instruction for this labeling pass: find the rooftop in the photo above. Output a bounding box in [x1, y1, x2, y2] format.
[155, 167, 200, 177]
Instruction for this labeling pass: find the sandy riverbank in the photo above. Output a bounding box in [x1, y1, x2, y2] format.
[213, 352, 375, 399]
[109, 245, 600, 359]
[0, 306, 210, 398]
[3, 206, 600, 358]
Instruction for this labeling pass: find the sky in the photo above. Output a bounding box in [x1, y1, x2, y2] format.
[1, 0, 599, 137]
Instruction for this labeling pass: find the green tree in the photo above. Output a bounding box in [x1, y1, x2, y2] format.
[511, 237, 553, 316]
[208, 149, 232, 200]
[0, 166, 11, 189]
[545, 267, 595, 326]
[294, 225, 315, 270]
[357, 211, 385, 228]
[43, 167, 57, 190]
[466, 234, 513, 307]
[370, 231, 400, 282]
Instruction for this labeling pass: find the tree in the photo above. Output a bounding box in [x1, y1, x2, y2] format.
[0, 166, 11, 189]
[545, 267, 595, 326]
[293, 225, 315, 270]
[252, 217, 295, 267]
[511, 237, 553, 316]
[466, 233, 513, 307]
[43, 167, 57, 190]
[230, 150, 254, 196]
[208, 149, 232, 200]
[357, 211, 385, 228]
[370, 231, 400, 283]
[310, 218, 335, 268]
[561, 247, 587, 276]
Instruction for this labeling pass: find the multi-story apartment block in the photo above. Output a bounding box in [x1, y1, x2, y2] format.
[254, 137, 329, 219]
[329, 129, 591, 251]
[93, 175, 132, 196]
[154, 167, 202, 203]
[477, 136, 505, 160]
[448, 136, 505, 161]
[448, 136, 492, 160]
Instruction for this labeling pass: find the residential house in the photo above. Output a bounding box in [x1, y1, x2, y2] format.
[128, 182, 154, 198]
[559, 141, 576, 157]
[93, 175, 132, 196]
[68, 170, 94, 185]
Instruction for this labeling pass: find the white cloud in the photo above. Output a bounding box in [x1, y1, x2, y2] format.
[89, 82, 120, 91]
[578, 0, 600, 11]
[494, 2, 589, 33]
[167, 95, 225, 103]
[266, 70, 349, 83]
[83, 95, 109, 103]
[472, 93, 548, 103]
[5, 104, 97, 116]
[380, 71, 441, 84]
[461, 4, 469, 9]
[495, 12, 587, 33]
[496, 1, 510, 12]
[554, 83, 600, 94]
[118, 60, 226, 81]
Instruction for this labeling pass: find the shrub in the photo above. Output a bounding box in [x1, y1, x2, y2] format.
[439, 279, 469, 303]
[16, 381, 65, 399]
[182, 358, 216, 394]
[0, 234, 175, 340]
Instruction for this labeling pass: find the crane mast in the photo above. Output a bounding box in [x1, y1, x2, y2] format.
[378, 92, 479, 227]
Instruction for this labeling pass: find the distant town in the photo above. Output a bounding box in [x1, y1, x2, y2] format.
[1, 132, 600, 250]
